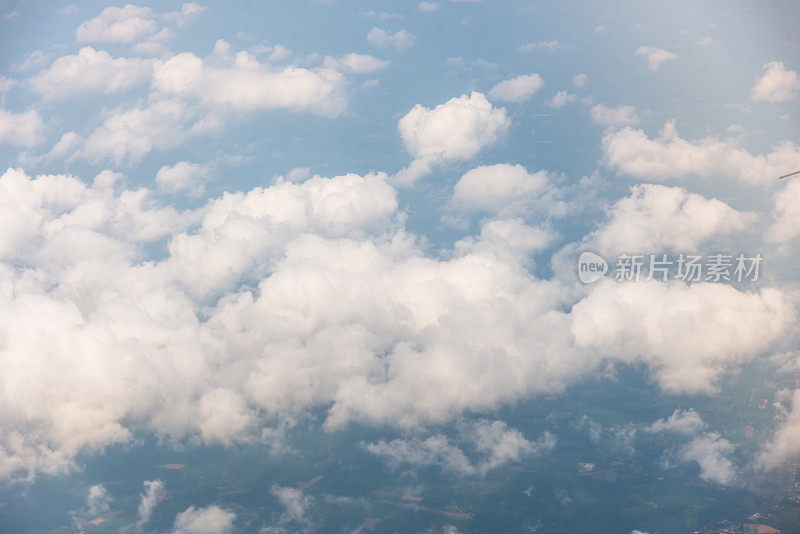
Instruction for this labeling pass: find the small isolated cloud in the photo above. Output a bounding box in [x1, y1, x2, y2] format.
[547, 90, 576, 108]
[590, 104, 640, 127]
[0, 108, 45, 147]
[56, 4, 79, 16]
[367, 27, 416, 49]
[325, 53, 388, 74]
[647, 409, 705, 435]
[395, 92, 509, 184]
[173, 505, 235, 534]
[86, 484, 112, 517]
[519, 40, 575, 53]
[419, 1, 439, 11]
[138, 479, 165, 526]
[573, 73, 588, 87]
[635, 46, 676, 71]
[751, 61, 800, 103]
[679, 432, 735, 484]
[695, 36, 713, 47]
[488, 73, 543, 103]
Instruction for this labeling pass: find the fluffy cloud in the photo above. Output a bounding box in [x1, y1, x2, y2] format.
[751, 61, 800, 103]
[449, 163, 557, 217]
[767, 178, 800, 243]
[758, 388, 800, 469]
[152, 45, 349, 117]
[519, 40, 575, 53]
[635, 46, 676, 71]
[573, 73, 587, 87]
[367, 27, 416, 49]
[590, 104, 640, 127]
[679, 433, 735, 484]
[571, 280, 790, 394]
[592, 184, 753, 256]
[325, 53, 389, 73]
[138, 480, 165, 526]
[29, 47, 154, 100]
[156, 160, 209, 196]
[363, 420, 555, 476]
[76, 4, 158, 44]
[646, 409, 705, 435]
[395, 92, 509, 184]
[547, 90, 577, 108]
[86, 484, 112, 517]
[173, 505, 235, 534]
[0, 108, 45, 147]
[0, 166, 792, 483]
[602, 120, 800, 185]
[488, 73, 543, 103]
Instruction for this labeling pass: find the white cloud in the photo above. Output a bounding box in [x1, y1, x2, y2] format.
[77, 4, 158, 44]
[647, 409, 705, 435]
[572, 280, 790, 394]
[635, 46, 676, 71]
[47, 131, 82, 160]
[0, 108, 45, 147]
[152, 46, 349, 117]
[156, 161, 209, 196]
[602, 120, 800, 185]
[488, 73, 543, 103]
[367, 27, 416, 49]
[86, 484, 112, 517]
[572, 73, 587, 87]
[680, 432, 735, 484]
[419, 1, 439, 11]
[138, 479, 165, 526]
[767, 178, 800, 243]
[325, 53, 388, 74]
[751, 61, 800, 103]
[519, 40, 575, 53]
[173, 505, 235, 534]
[449, 163, 554, 217]
[758, 388, 800, 469]
[29, 47, 154, 100]
[592, 184, 753, 256]
[395, 92, 509, 184]
[590, 104, 640, 127]
[695, 36, 713, 47]
[547, 90, 576, 108]
[364, 420, 555, 476]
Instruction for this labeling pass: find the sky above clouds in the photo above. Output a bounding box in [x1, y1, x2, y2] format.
[0, 1, 800, 524]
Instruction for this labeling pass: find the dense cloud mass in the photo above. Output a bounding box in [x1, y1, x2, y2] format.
[0, 164, 793, 482]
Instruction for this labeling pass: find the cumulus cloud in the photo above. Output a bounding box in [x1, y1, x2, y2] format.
[173, 505, 235, 534]
[572, 73, 587, 87]
[635, 46, 676, 71]
[156, 160, 210, 196]
[138, 479, 165, 526]
[449, 163, 559, 217]
[647, 409, 705, 435]
[86, 484, 112, 516]
[766, 178, 800, 243]
[547, 90, 577, 108]
[590, 104, 640, 127]
[395, 92, 509, 184]
[0, 108, 45, 147]
[751, 61, 799, 103]
[679, 433, 735, 484]
[367, 27, 416, 49]
[488, 73, 543, 103]
[151, 44, 349, 117]
[0, 165, 792, 483]
[571, 280, 790, 394]
[29, 47, 154, 100]
[364, 420, 555, 476]
[602, 120, 800, 185]
[758, 388, 800, 469]
[76, 4, 158, 44]
[325, 53, 388, 74]
[592, 184, 753, 256]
